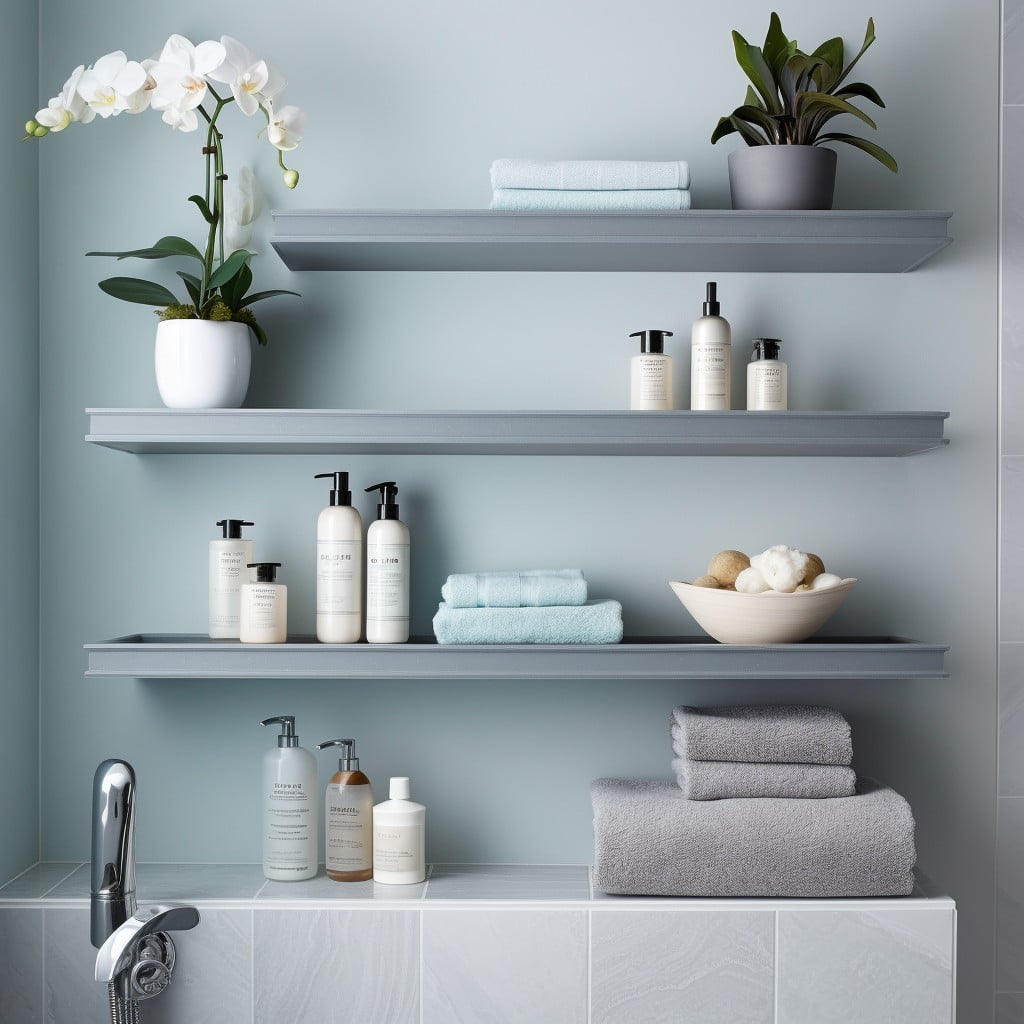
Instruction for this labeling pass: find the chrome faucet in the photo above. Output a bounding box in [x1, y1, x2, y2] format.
[92, 759, 138, 949]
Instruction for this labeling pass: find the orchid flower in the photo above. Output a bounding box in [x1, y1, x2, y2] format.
[266, 100, 305, 151]
[207, 36, 285, 116]
[123, 59, 158, 115]
[35, 64, 91, 131]
[76, 51, 148, 119]
[223, 166, 261, 251]
[149, 34, 226, 116]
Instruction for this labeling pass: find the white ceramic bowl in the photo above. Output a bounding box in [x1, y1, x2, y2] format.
[668, 578, 858, 644]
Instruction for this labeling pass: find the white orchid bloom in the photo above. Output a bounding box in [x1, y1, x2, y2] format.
[36, 64, 92, 131]
[75, 51, 147, 119]
[160, 103, 199, 133]
[266, 101, 304, 151]
[123, 59, 158, 115]
[150, 34, 226, 114]
[208, 36, 285, 116]
[224, 165, 261, 251]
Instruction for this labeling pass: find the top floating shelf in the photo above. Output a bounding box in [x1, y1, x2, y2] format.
[269, 209, 953, 274]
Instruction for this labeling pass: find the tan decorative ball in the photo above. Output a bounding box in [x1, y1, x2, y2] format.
[692, 574, 722, 588]
[707, 549, 750, 587]
[802, 553, 826, 584]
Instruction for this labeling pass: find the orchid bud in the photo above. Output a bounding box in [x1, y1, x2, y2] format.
[283, 168, 299, 189]
[32, 125, 48, 138]
[24, 119, 38, 135]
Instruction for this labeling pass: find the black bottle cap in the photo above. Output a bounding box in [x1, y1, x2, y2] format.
[703, 281, 721, 316]
[751, 338, 782, 361]
[247, 562, 282, 583]
[315, 472, 352, 506]
[216, 519, 254, 539]
[629, 329, 673, 354]
[365, 481, 400, 520]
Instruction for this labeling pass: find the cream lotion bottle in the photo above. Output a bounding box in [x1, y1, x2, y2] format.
[317, 738, 373, 882]
[746, 338, 788, 411]
[315, 472, 363, 644]
[260, 716, 318, 881]
[372, 776, 425, 884]
[691, 282, 732, 410]
[240, 562, 287, 643]
[208, 519, 254, 638]
[627, 329, 674, 410]
[364, 481, 410, 644]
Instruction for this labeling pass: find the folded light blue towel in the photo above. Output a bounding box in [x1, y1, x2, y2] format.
[441, 570, 588, 608]
[433, 599, 623, 645]
[490, 188, 692, 211]
[490, 158, 691, 191]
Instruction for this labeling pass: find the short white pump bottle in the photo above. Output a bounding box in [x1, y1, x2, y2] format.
[364, 481, 410, 644]
[373, 776, 426, 885]
[240, 562, 287, 644]
[690, 281, 732, 411]
[627, 329, 674, 410]
[317, 738, 373, 882]
[260, 716, 318, 881]
[746, 338, 788, 411]
[315, 472, 363, 644]
[208, 519, 254, 638]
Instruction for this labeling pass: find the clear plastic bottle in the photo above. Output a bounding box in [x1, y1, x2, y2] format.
[260, 716, 317, 881]
[317, 738, 373, 882]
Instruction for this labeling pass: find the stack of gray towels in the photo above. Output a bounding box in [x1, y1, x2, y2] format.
[432, 569, 623, 645]
[592, 704, 917, 898]
[489, 159, 692, 211]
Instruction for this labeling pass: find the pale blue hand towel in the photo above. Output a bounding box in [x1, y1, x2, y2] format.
[671, 757, 857, 800]
[432, 599, 623, 645]
[441, 570, 587, 608]
[490, 158, 691, 191]
[490, 188, 692, 211]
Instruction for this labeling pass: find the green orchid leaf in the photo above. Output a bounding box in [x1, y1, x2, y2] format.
[731, 31, 782, 115]
[97, 277, 180, 307]
[762, 12, 793, 76]
[237, 288, 301, 307]
[810, 36, 844, 80]
[796, 92, 878, 132]
[220, 262, 253, 312]
[207, 249, 251, 290]
[743, 85, 765, 110]
[249, 319, 269, 348]
[834, 17, 876, 91]
[816, 133, 898, 173]
[176, 271, 202, 307]
[733, 104, 781, 142]
[188, 194, 216, 225]
[711, 116, 739, 144]
[87, 235, 204, 263]
[834, 81, 885, 107]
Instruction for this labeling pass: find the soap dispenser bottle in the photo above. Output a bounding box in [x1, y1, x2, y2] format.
[746, 338, 788, 411]
[372, 776, 426, 885]
[240, 562, 287, 644]
[209, 519, 254, 638]
[364, 481, 410, 644]
[690, 282, 732, 411]
[627, 329, 674, 410]
[315, 472, 363, 644]
[316, 738, 373, 882]
[260, 716, 318, 881]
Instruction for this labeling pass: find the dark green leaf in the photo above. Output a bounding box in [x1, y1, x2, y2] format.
[743, 85, 765, 110]
[220, 262, 253, 311]
[237, 288, 301, 307]
[810, 36, 844, 78]
[731, 31, 782, 115]
[796, 92, 878, 132]
[711, 116, 739, 144]
[87, 235, 204, 263]
[188, 194, 216, 225]
[176, 270, 202, 307]
[731, 116, 773, 147]
[97, 277, 180, 307]
[816, 133, 898, 173]
[834, 81, 885, 107]
[762, 12, 792, 76]
[207, 249, 251, 290]
[249, 319, 269, 347]
[733, 104, 781, 142]
[834, 17, 876, 91]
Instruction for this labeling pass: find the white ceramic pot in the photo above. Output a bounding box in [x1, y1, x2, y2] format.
[154, 319, 252, 409]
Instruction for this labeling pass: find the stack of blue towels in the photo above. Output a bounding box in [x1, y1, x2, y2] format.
[489, 159, 692, 211]
[432, 569, 623, 644]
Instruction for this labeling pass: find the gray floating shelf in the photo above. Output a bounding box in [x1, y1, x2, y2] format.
[85, 409, 949, 457]
[85, 634, 948, 680]
[269, 209, 953, 274]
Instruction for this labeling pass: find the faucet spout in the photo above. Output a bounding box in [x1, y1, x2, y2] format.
[91, 759, 138, 949]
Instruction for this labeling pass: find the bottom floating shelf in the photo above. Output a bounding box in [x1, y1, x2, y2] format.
[84, 634, 948, 680]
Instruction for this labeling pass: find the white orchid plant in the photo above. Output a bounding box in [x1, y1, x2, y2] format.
[25, 34, 304, 346]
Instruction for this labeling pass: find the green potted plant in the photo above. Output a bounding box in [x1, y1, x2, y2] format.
[25, 34, 303, 408]
[711, 13, 897, 210]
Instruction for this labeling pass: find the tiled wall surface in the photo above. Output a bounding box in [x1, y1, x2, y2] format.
[1002, 0, 1024, 1015]
[0, 863, 956, 1024]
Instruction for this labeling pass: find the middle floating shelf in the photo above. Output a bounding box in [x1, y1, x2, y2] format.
[84, 635, 949, 680]
[85, 409, 950, 457]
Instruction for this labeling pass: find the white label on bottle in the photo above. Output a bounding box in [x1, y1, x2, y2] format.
[317, 540, 360, 615]
[636, 355, 668, 402]
[373, 823, 422, 874]
[246, 586, 282, 630]
[366, 542, 410, 621]
[265, 781, 313, 872]
[748, 365, 787, 410]
[691, 341, 731, 409]
[325, 784, 371, 872]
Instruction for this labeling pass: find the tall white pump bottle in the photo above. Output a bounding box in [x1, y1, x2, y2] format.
[364, 481, 410, 644]
[315, 472, 363, 643]
[690, 281, 732, 411]
[208, 518, 254, 638]
[260, 716, 317, 881]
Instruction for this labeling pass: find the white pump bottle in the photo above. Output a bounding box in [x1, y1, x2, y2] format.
[260, 716, 317, 881]
[364, 481, 410, 644]
[315, 472, 363, 644]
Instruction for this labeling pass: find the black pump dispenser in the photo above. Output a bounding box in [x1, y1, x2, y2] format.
[248, 561, 282, 583]
[314, 472, 352, 507]
[261, 715, 298, 748]
[629, 329, 673, 354]
[216, 519, 254, 539]
[751, 338, 782, 361]
[703, 282, 721, 316]
[365, 481, 400, 520]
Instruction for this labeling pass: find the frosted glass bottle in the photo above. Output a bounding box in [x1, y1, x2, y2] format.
[315, 472, 363, 644]
[372, 777, 425, 884]
[690, 282, 732, 410]
[261, 716, 317, 881]
[317, 739, 373, 882]
[208, 519, 254, 638]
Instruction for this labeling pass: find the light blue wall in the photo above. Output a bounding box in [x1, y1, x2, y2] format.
[36, 1, 997, 1018]
[0, 0, 40, 883]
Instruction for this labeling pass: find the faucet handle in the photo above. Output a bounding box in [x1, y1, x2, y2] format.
[95, 903, 200, 983]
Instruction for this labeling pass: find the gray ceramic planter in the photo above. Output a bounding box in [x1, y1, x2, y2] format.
[728, 145, 838, 210]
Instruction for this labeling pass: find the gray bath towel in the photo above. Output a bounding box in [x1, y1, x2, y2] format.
[591, 777, 915, 898]
[671, 704, 853, 765]
[672, 757, 857, 800]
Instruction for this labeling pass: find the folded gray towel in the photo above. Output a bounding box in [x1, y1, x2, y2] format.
[591, 777, 915, 898]
[671, 757, 857, 800]
[671, 704, 853, 765]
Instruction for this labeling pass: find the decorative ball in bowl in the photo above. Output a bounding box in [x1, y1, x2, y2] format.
[668, 578, 857, 644]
